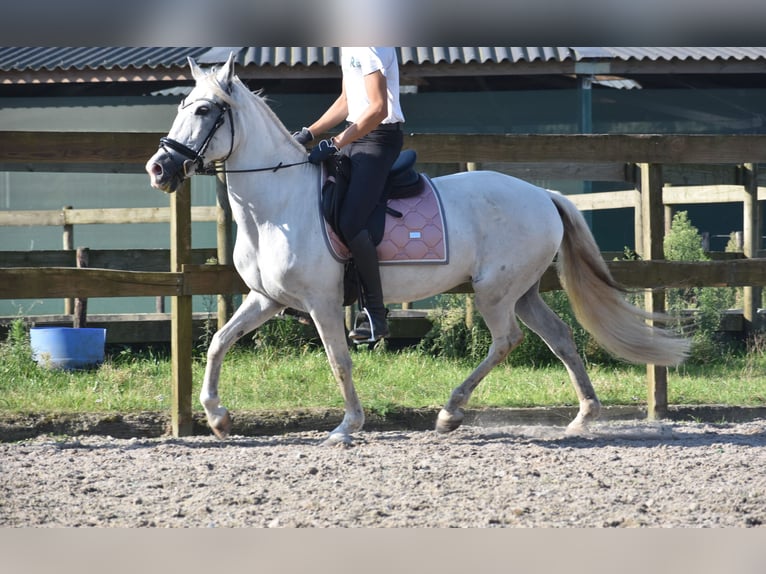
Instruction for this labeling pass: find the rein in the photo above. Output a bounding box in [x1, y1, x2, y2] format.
[201, 160, 310, 176]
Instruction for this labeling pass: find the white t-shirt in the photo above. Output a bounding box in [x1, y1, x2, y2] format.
[341, 47, 405, 125]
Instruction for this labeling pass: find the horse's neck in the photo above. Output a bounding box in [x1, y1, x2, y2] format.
[224, 95, 317, 227]
[231, 97, 306, 172]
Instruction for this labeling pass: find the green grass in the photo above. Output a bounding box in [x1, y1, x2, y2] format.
[1, 336, 765, 414]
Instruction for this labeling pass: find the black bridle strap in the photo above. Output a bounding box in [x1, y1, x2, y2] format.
[159, 137, 200, 163]
[159, 98, 233, 174]
[159, 95, 310, 177]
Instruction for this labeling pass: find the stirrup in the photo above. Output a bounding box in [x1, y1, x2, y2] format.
[349, 307, 389, 344]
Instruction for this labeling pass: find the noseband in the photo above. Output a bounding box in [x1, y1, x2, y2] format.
[158, 97, 234, 178]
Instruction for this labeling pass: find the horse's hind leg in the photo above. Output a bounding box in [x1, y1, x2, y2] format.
[515, 286, 601, 433]
[436, 294, 524, 434]
[200, 291, 282, 439]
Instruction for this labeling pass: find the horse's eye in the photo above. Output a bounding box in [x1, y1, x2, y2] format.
[195, 105, 210, 116]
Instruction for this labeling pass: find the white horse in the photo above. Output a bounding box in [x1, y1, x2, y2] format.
[146, 55, 689, 445]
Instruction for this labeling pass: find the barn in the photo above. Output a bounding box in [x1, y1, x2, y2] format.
[2, 47, 765, 317]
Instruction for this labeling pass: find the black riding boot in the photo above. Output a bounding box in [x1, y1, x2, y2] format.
[347, 229, 389, 342]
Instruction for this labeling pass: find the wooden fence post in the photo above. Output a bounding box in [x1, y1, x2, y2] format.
[73, 247, 89, 328]
[62, 206, 74, 315]
[170, 180, 193, 437]
[742, 163, 762, 332]
[639, 163, 668, 420]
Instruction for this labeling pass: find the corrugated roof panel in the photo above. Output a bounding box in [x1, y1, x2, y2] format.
[233, 46, 578, 67]
[571, 47, 612, 59]
[0, 47, 208, 72]
[3, 47, 766, 75]
[196, 47, 242, 64]
[397, 47, 575, 65]
[597, 47, 766, 62]
[239, 46, 339, 68]
[232, 46, 576, 68]
[0, 47, 62, 71]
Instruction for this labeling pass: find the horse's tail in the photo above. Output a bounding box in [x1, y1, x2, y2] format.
[548, 191, 690, 366]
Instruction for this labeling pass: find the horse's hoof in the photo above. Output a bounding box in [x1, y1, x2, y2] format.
[322, 432, 353, 447]
[210, 410, 233, 440]
[565, 420, 593, 437]
[565, 400, 600, 436]
[435, 408, 464, 434]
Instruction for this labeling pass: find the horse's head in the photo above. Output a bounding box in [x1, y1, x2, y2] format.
[146, 53, 237, 193]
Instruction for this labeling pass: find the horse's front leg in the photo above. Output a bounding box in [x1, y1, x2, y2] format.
[201, 291, 282, 439]
[311, 307, 364, 446]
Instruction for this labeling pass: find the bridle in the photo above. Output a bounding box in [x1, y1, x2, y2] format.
[157, 94, 309, 179]
[159, 97, 234, 177]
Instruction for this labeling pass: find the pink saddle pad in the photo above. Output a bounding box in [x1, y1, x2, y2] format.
[321, 174, 448, 265]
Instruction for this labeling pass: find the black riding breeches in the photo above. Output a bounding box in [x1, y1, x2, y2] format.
[337, 125, 403, 242]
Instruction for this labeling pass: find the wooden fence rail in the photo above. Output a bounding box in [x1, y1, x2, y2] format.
[4, 259, 766, 300]
[1, 131, 765, 435]
[0, 206, 218, 227]
[4, 132, 766, 168]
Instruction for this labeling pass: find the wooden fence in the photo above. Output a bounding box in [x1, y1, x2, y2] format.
[1, 131, 765, 436]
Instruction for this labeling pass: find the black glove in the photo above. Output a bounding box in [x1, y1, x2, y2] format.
[292, 127, 313, 145]
[308, 139, 339, 165]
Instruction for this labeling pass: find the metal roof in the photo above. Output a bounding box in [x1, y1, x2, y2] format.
[1, 47, 765, 85]
[0, 47, 209, 73]
[572, 47, 766, 62]
[3, 47, 766, 74]
[214, 47, 578, 68]
[213, 47, 766, 68]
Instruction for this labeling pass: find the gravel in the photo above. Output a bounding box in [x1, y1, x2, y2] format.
[2, 419, 765, 527]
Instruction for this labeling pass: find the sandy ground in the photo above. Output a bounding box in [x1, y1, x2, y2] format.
[2, 418, 765, 527]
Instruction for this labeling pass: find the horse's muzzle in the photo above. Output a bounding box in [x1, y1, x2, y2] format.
[145, 149, 188, 193]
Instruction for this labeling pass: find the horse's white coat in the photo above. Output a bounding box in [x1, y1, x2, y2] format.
[146, 55, 689, 444]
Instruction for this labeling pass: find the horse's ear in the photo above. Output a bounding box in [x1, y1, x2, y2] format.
[216, 52, 236, 91]
[188, 57, 204, 81]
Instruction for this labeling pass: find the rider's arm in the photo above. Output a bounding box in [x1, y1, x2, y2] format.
[307, 84, 349, 139]
[331, 70, 388, 149]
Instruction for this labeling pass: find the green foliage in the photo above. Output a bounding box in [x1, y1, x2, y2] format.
[0, 318, 37, 379]
[419, 213, 745, 368]
[418, 292, 615, 367]
[663, 211, 737, 362]
[417, 294, 484, 362]
[197, 294, 218, 355]
[664, 211, 707, 261]
[250, 313, 321, 356]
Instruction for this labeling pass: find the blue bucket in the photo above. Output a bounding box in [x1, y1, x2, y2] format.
[30, 327, 106, 370]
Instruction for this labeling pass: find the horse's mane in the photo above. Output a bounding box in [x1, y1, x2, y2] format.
[204, 70, 306, 154]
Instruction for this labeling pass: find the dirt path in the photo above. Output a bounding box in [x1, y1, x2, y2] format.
[2, 419, 765, 527]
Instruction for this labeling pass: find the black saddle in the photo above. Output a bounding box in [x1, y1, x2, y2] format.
[321, 149, 423, 246]
[385, 149, 421, 197]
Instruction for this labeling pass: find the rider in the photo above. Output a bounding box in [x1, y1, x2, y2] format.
[295, 47, 405, 342]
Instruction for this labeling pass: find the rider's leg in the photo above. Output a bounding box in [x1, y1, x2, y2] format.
[338, 127, 402, 342]
[347, 229, 389, 341]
